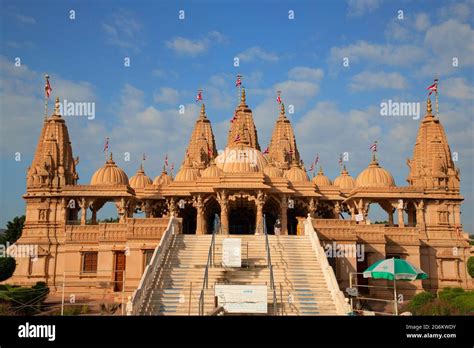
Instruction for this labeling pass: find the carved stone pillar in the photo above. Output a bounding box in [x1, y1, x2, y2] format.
[334, 202, 341, 219]
[280, 195, 288, 235]
[388, 209, 394, 226]
[309, 198, 317, 218]
[91, 205, 97, 225]
[168, 198, 177, 217]
[79, 198, 87, 225]
[144, 200, 152, 218]
[415, 200, 425, 227]
[397, 208, 405, 228]
[194, 194, 204, 235]
[255, 191, 265, 235]
[349, 205, 356, 220]
[116, 198, 127, 223]
[217, 191, 229, 234]
[61, 198, 67, 224]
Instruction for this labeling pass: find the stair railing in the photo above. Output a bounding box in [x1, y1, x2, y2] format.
[131, 216, 177, 315]
[198, 214, 220, 315]
[263, 214, 278, 315]
[303, 214, 350, 315]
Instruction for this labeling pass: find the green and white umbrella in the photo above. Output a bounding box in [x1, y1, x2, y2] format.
[363, 258, 428, 281]
[363, 258, 427, 315]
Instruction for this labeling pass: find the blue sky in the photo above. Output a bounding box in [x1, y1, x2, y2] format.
[0, 0, 473, 231]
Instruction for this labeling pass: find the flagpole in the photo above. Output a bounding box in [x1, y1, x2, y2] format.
[44, 74, 49, 119]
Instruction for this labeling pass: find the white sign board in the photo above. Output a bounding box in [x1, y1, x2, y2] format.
[215, 284, 267, 314]
[222, 238, 241, 267]
[355, 213, 364, 222]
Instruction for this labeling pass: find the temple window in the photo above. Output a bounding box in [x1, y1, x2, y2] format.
[81, 252, 98, 273]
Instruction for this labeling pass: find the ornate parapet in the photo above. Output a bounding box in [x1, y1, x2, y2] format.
[65, 218, 171, 243]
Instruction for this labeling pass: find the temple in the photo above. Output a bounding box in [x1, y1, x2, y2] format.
[7, 88, 472, 314]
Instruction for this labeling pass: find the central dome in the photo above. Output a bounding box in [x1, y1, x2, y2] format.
[91, 154, 129, 186]
[215, 146, 268, 173]
[356, 156, 395, 187]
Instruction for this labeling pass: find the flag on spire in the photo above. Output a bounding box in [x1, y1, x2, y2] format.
[196, 89, 203, 102]
[427, 79, 438, 96]
[276, 91, 282, 104]
[142, 153, 146, 161]
[45, 75, 52, 98]
[103, 137, 109, 152]
[370, 141, 378, 152]
[338, 154, 343, 166]
[235, 75, 242, 87]
[164, 154, 169, 167]
[308, 162, 314, 172]
[314, 154, 319, 166]
[170, 162, 174, 172]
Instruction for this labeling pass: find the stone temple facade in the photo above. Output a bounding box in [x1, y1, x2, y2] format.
[7, 88, 472, 301]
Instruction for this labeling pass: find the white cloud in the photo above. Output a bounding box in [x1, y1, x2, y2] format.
[153, 87, 180, 104]
[288, 67, 324, 81]
[102, 10, 143, 51]
[166, 31, 227, 56]
[421, 19, 474, 75]
[238, 46, 279, 62]
[443, 77, 474, 100]
[349, 71, 408, 91]
[415, 13, 430, 31]
[166, 37, 208, 56]
[328, 41, 425, 69]
[16, 14, 36, 24]
[347, 0, 382, 16]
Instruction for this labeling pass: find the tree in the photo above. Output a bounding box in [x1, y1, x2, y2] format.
[468, 257, 474, 278]
[1, 215, 25, 244]
[0, 257, 16, 281]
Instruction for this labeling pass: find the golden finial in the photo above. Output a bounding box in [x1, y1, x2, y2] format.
[200, 103, 206, 117]
[54, 96, 60, 115]
[109, 152, 113, 161]
[319, 166, 324, 174]
[280, 102, 285, 116]
[241, 87, 246, 104]
[426, 97, 432, 115]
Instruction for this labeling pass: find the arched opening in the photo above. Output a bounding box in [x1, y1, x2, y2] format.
[263, 197, 280, 235]
[287, 199, 308, 235]
[204, 197, 221, 234]
[178, 202, 197, 234]
[228, 197, 255, 234]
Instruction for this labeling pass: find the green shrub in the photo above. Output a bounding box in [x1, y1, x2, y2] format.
[405, 288, 474, 315]
[0, 281, 49, 315]
[467, 257, 474, 278]
[0, 257, 16, 281]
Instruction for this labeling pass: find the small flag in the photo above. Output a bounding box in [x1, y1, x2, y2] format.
[142, 153, 146, 161]
[370, 141, 378, 152]
[263, 147, 269, 154]
[314, 154, 319, 166]
[196, 90, 203, 102]
[338, 154, 343, 165]
[103, 137, 109, 152]
[164, 154, 169, 167]
[45, 76, 52, 98]
[308, 163, 314, 172]
[170, 162, 174, 172]
[277, 91, 281, 104]
[427, 79, 438, 95]
[235, 75, 242, 87]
